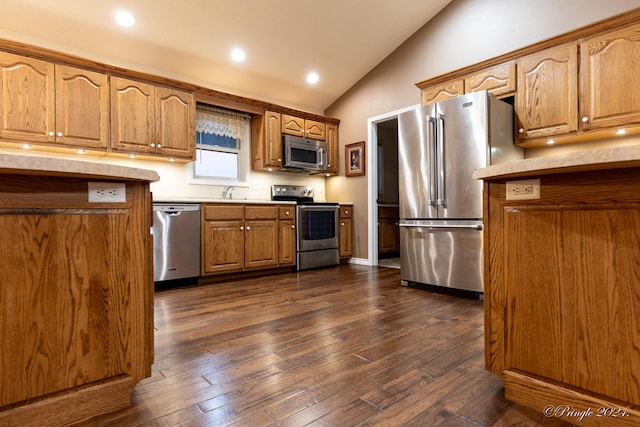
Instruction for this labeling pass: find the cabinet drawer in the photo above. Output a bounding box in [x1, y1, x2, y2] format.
[203, 205, 244, 221]
[245, 205, 278, 220]
[279, 206, 295, 220]
[340, 205, 353, 219]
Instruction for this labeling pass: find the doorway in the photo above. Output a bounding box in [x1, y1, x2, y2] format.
[366, 105, 418, 268]
[375, 118, 400, 268]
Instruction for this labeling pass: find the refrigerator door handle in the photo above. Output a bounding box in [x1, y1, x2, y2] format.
[399, 223, 483, 231]
[436, 113, 446, 207]
[427, 116, 437, 206]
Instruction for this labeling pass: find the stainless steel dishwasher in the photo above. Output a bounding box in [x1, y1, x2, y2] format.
[152, 203, 201, 282]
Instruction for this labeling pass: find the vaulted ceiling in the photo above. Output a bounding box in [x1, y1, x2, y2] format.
[0, 0, 452, 113]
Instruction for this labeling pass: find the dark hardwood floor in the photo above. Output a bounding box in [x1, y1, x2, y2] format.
[82, 264, 571, 426]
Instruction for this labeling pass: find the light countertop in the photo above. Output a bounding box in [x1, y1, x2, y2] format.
[473, 145, 640, 180]
[153, 197, 296, 205]
[0, 154, 160, 182]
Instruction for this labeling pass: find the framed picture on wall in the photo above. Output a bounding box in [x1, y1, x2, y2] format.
[345, 141, 365, 177]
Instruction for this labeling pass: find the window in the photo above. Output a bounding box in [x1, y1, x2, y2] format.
[190, 104, 251, 185]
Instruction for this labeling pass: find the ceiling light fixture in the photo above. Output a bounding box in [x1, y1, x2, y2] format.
[546, 139, 556, 145]
[231, 48, 246, 62]
[306, 72, 319, 85]
[616, 128, 627, 135]
[115, 10, 136, 27]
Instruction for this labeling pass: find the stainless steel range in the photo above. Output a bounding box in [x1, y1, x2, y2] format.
[272, 185, 339, 271]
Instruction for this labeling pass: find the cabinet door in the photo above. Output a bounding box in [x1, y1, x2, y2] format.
[278, 220, 296, 266]
[421, 80, 463, 105]
[580, 24, 640, 131]
[464, 62, 516, 98]
[244, 219, 278, 269]
[325, 123, 339, 174]
[304, 119, 325, 140]
[0, 52, 55, 143]
[55, 65, 109, 149]
[111, 76, 155, 154]
[202, 220, 244, 274]
[339, 218, 353, 258]
[281, 114, 305, 137]
[264, 111, 282, 167]
[156, 86, 195, 159]
[516, 43, 578, 142]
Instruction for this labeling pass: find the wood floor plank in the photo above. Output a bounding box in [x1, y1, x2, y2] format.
[77, 264, 571, 426]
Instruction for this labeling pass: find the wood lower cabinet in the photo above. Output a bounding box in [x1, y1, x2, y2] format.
[378, 206, 399, 256]
[339, 205, 353, 259]
[0, 52, 109, 148]
[202, 203, 294, 275]
[483, 167, 640, 426]
[0, 169, 154, 425]
[278, 206, 296, 266]
[111, 76, 195, 160]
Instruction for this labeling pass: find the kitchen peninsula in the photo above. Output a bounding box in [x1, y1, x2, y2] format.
[474, 145, 640, 427]
[0, 154, 158, 426]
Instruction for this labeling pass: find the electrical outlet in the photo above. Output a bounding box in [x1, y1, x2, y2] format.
[506, 179, 540, 200]
[88, 182, 126, 203]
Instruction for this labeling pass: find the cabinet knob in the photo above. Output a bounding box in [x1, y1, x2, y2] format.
[57, 131, 63, 137]
[344, 210, 349, 214]
[291, 224, 295, 229]
[518, 128, 524, 134]
[240, 226, 244, 231]
[157, 144, 162, 148]
[341, 222, 345, 226]
[286, 211, 290, 215]
[581, 116, 589, 123]
[150, 143, 156, 148]
[246, 226, 251, 231]
[278, 158, 282, 161]
[48, 131, 55, 136]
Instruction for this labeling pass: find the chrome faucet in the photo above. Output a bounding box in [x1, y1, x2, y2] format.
[222, 186, 235, 199]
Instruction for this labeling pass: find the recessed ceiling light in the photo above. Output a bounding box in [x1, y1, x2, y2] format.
[231, 48, 246, 62]
[616, 128, 627, 135]
[546, 139, 556, 144]
[115, 10, 136, 27]
[306, 72, 319, 85]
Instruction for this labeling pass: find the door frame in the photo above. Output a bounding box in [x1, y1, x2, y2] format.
[366, 104, 419, 266]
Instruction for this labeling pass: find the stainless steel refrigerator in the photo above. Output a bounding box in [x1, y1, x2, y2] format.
[398, 90, 521, 293]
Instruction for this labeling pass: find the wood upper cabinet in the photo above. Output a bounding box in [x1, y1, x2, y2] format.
[251, 111, 282, 170]
[282, 114, 326, 140]
[515, 43, 578, 142]
[0, 52, 108, 148]
[464, 62, 516, 98]
[326, 123, 339, 175]
[0, 52, 54, 143]
[580, 24, 640, 131]
[111, 76, 195, 159]
[339, 205, 353, 259]
[156, 86, 196, 158]
[421, 80, 464, 105]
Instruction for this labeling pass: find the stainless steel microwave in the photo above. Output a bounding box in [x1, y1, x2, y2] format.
[282, 134, 328, 173]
